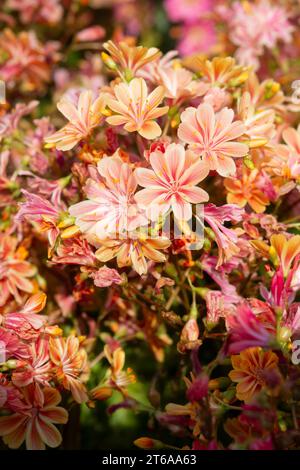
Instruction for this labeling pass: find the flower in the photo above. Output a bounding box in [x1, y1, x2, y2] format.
[45, 90, 106, 151]
[229, 0, 293, 70]
[12, 338, 51, 387]
[52, 235, 96, 266]
[0, 385, 68, 449]
[69, 154, 145, 238]
[8, 0, 63, 24]
[251, 234, 300, 277]
[0, 327, 29, 360]
[92, 346, 135, 400]
[94, 234, 171, 276]
[178, 103, 248, 176]
[185, 57, 248, 86]
[164, 0, 213, 22]
[90, 266, 122, 288]
[135, 143, 209, 221]
[103, 41, 161, 74]
[75, 26, 105, 43]
[237, 91, 275, 141]
[0, 233, 36, 306]
[226, 304, 274, 355]
[157, 66, 208, 103]
[224, 168, 271, 213]
[229, 347, 280, 402]
[49, 336, 88, 404]
[0, 29, 58, 91]
[1, 292, 47, 340]
[204, 204, 244, 267]
[177, 21, 217, 56]
[17, 190, 60, 247]
[106, 77, 168, 139]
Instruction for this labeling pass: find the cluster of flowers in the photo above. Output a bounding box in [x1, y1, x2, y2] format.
[164, 0, 299, 76]
[0, 0, 300, 452]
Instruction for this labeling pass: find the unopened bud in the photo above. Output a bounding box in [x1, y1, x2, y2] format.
[61, 225, 80, 239]
[134, 437, 164, 449]
[101, 52, 117, 70]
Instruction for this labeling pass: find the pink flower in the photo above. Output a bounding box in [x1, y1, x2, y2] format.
[0, 385, 68, 449]
[135, 143, 209, 221]
[17, 190, 60, 247]
[45, 90, 105, 151]
[226, 304, 274, 355]
[90, 266, 122, 288]
[1, 292, 47, 340]
[204, 204, 244, 267]
[229, 1, 293, 70]
[157, 66, 208, 102]
[177, 21, 217, 56]
[75, 26, 105, 43]
[178, 103, 248, 176]
[52, 236, 96, 266]
[8, 0, 63, 24]
[0, 233, 36, 306]
[205, 290, 237, 327]
[0, 328, 29, 360]
[12, 338, 51, 387]
[0, 101, 38, 139]
[164, 0, 213, 22]
[106, 77, 168, 139]
[69, 154, 146, 238]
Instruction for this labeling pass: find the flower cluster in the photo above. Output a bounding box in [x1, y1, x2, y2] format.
[0, 0, 300, 452]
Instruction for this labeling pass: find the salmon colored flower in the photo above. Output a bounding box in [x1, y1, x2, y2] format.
[0, 29, 58, 91]
[0, 327, 29, 360]
[237, 91, 275, 141]
[94, 234, 170, 276]
[92, 346, 136, 400]
[178, 103, 248, 176]
[0, 233, 36, 306]
[224, 168, 270, 213]
[229, 348, 280, 403]
[157, 66, 208, 102]
[69, 154, 146, 238]
[103, 41, 161, 74]
[12, 338, 51, 387]
[45, 90, 106, 151]
[135, 143, 209, 221]
[1, 292, 47, 340]
[90, 266, 122, 288]
[17, 190, 60, 248]
[8, 0, 63, 25]
[49, 336, 88, 403]
[0, 385, 68, 450]
[52, 235, 96, 266]
[106, 77, 168, 139]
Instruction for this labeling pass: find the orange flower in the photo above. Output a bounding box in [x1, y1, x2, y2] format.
[106, 77, 168, 139]
[45, 90, 106, 151]
[0, 233, 36, 306]
[251, 233, 300, 277]
[94, 234, 171, 276]
[0, 385, 68, 450]
[224, 168, 270, 213]
[91, 346, 136, 400]
[49, 336, 88, 403]
[183, 56, 249, 86]
[103, 41, 161, 74]
[229, 348, 280, 403]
